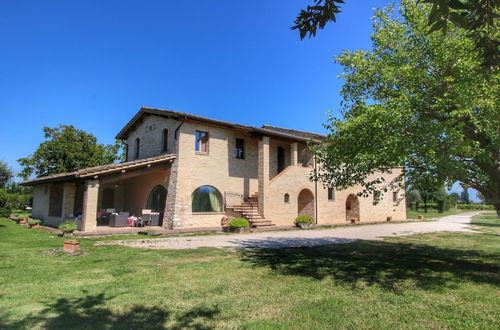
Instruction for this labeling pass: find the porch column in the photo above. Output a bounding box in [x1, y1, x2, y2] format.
[291, 143, 298, 166]
[80, 179, 99, 232]
[258, 136, 270, 215]
[61, 182, 76, 220]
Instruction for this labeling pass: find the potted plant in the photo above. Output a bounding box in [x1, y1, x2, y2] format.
[295, 216, 315, 229]
[19, 217, 29, 225]
[63, 240, 81, 253]
[417, 215, 424, 220]
[226, 218, 250, 233]
[28, 219, 42, 228]
[59, 221, 78, 236]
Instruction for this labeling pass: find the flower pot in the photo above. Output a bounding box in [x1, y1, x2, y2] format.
[350, 219, 356, 224]
[297, 223, 316, 229]
[31, 224, 41, 228]
[417, 215, 424, 220]
[19, 219, 28, 225]
[386, 216, 392, 222]
[63, 241, 80, 253]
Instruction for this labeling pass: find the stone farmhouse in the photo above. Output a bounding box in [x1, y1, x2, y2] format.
[23, 107, 406, 232]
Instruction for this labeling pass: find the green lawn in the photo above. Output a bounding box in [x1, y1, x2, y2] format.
[406, 208, 464, 219]
[0, 213, 499, 329]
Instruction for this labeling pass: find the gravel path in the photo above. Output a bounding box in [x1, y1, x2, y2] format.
[96, 212, 480, 250]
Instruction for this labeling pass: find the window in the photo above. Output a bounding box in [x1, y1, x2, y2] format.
[195, 131, 209, 153]
[134, 138, 140, 159]
[48, 184, 63, 217]
[373, 190, 381, 204]
[284, 193, 290, 203]
[161, 129, 169, 153]
[235, 138, 245, 159]
[393, 191, 398, 202]
[328, 188, 335, 201]
[191, 185, 223, 212]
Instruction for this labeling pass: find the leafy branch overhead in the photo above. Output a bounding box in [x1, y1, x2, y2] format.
[293, 0, 499, 68]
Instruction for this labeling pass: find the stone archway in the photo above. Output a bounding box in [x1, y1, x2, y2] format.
[298, 189, 315, 219]
[345, 194, 360, 222]
[147, 185, 168, 226]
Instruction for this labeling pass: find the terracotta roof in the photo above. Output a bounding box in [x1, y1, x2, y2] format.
[115, 107, 323, 144]
[21, 154, 176, 185]
[261, 125, 325, 140]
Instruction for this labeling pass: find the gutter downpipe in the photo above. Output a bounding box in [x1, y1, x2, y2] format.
[173, 117, 187, 154]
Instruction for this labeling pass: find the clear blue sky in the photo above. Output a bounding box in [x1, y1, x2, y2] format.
[0, 0, 475, 200]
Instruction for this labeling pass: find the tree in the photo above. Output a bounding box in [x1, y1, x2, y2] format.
[310, 1, 500, 216]
[449, 192, 460, 209]
[293, 0, 499, 68]
[460, 184, 471, 204]
[406, 189, 422, 210]
[18, 125, 123, 179]
[0, 161, 13, 188]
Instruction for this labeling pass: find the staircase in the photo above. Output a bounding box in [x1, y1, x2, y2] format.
[232, 193, 275, 228]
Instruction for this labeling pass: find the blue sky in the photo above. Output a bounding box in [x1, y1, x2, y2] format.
[0, 0, 475, 200]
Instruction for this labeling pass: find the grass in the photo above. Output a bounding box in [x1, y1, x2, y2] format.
[406, 208, 464, 219]
[0, 212, 499, 329]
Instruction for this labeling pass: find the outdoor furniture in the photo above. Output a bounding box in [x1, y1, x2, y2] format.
[141, 210, 160, 226]
[109, 212, 129, 227]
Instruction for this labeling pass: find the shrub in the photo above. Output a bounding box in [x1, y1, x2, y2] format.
[0, 189, 11, 218]
[28, 219, 42, 226]
[295, 216, 314, 226]
[59, 221, 78, 233]
[227, 217, 250, 228]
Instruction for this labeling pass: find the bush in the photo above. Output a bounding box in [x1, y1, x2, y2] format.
[456, 204, 494, 210]
[294, 216, 314, 225]
[28, 219, 42, 226]
[227, 217, 250, 228]
[59, 221, 78, 233]
[0, 189, 12, 218]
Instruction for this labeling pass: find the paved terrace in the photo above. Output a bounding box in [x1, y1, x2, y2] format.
[96, 212, 479, 250]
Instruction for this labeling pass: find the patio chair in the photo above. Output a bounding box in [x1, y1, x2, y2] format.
[109, 212, 129, 227]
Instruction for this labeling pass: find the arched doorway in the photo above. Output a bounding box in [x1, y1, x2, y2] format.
[147, 185, 167, 226]
[345, 194, 360, 222]
[277, 146, 285, 173]
[298, 189, 315, 219]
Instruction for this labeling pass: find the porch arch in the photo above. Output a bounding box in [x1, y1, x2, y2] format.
[147, 185, 168, 225]
[297, 189, 314, 219]
[345, 194, 360, 222]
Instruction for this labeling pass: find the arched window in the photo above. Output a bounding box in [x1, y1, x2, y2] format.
[191, 185, 223, 212]
[161, 129, 168, 153]
[284, 193, 290, 203]
[134, 138, 140, 159]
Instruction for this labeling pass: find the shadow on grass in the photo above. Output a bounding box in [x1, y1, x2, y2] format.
[240, 239, 500, 293]
[1, 292, 220, 329]
[473, 222, 500, 228]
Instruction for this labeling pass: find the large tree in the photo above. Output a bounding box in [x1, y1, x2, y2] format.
[310, 1, 500, 215]
[18, 125, 123, 179]
[0, 160, 13, 188]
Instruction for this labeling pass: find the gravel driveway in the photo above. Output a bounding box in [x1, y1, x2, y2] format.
[96, 212, 480, 250]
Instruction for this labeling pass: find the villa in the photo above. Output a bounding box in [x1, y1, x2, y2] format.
[23, 107, 406, 232]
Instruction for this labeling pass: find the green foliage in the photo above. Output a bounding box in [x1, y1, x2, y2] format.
[28, 219, 42, 226]
[59, 221, 78, 233]
[0, 190, 12, 217]
[294, 216, 314, 225]
[4, 182, 32, 195]
[18, 125, 123, 179]
[456, 203, 494, 210]
[227, 218, 250, 228]
[0, 160, 13, 188]
[294, 0, 498, 68]
[406, 189, 422, 209]
[311, 1, 500, 215]
[448, 192, 460, 207]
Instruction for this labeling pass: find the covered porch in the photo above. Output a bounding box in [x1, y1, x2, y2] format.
[26, 154, 176, 232]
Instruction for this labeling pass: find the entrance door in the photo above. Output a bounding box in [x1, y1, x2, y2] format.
[297, 189, 315, 219]
[345, 194, 360, 222]
[277, 146, 285, 173]
[147, 185, 167, 226]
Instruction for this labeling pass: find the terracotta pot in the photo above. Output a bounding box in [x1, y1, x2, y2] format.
[350, 219, 356, 224]
[297, 223, 316, 229]
[226, 227, 250, 233]
[31, 224, 41, 228]
[386, 216, 392, 222]
[417, 215, 424, 220]
[19, 219, 28, 225]
[63, 241, 80, 253]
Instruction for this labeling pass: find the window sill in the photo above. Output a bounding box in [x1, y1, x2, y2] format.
[192, 212, 225, 215]
[195, 152, 209, 156]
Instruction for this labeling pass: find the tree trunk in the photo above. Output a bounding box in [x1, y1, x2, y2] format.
[495, 203, 500, 218]
[423, 198, 428, 213]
